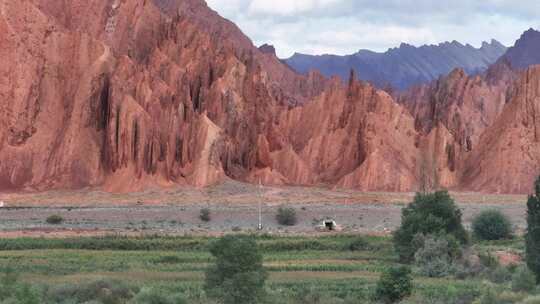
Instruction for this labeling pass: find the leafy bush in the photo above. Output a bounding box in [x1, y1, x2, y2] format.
[221, 271, 268, 304]
[204, 235, 267, 304]
[527, 176, 540, 283]
[0, 268, 19, 300]
[46, 215, 64, 225]
[488, 266, 512, 284]
[347, 237, 370, 251]
[276, 207, 297, 226]
[520, 295, 540, 304]
[405, 284, 479, 304]
[488, 291, 525, 304]
[478, 252, 500, 270]
[153, 255, 182, 264]
[472, 210, 513, 241]
[200, 208, 211, 222]
[12, 284, 40, 304]
[293, 287, 344, 304]
[474, 287, 525, 304]
[414, 234, 458, 277]
[374, 265, 413, 303]
[0, 270, 40, 304]
[512, 266, 537, 292]
[393, 191, 468, 262]
[476, 288, 500, 304]
[131, 287, 187, 304]
[47, 279, 133, 304]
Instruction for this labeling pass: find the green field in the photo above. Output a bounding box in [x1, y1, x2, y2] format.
[0, 234, 529, 303]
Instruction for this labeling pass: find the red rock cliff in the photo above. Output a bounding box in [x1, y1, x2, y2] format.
[1, 0, 540, 194]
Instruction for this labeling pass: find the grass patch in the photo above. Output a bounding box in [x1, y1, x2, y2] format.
[0, 234, 526, 303]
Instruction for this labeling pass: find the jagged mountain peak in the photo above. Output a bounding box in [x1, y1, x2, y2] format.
[259, 44, 277, 56]
[285, 39, 507, 90]
[500, 28, 540, 69]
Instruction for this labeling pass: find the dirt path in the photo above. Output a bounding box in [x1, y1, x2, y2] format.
[0, 180, 526, 207]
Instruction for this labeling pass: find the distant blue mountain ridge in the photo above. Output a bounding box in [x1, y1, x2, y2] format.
[284, 39, 508, 90]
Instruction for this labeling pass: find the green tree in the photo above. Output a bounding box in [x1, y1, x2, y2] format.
[374, 266, 413, 303]
[526, 176, 540, 283]
[204, 235, 267, 304]
[512, 266, 536, 292]
[472, 209, 513, 241]
[393, 191, 468, 262]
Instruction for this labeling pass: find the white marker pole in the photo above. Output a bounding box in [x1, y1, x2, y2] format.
[258, 179, 263, 230]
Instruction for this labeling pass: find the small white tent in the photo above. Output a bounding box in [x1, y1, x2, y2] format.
[316, 219, 342, 231]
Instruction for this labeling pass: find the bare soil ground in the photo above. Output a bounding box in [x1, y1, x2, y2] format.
[0, 181, 528, 237]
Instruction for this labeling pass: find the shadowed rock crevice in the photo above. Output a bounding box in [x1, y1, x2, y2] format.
[98, 77, 111, 131]
[132, 120, 139, 161]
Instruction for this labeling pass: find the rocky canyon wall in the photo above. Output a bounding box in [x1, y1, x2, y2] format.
[1, 0, 540, 194]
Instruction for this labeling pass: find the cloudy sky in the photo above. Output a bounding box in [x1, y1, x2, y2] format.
[206, 0, 540, 58]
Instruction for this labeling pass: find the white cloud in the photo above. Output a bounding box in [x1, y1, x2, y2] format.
[246, 0, 340, 16]
[206, 0, 540, 58]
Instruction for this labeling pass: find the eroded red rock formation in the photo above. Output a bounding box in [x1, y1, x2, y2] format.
[1, 0, 540, 193]
[0, 0, 324, 191]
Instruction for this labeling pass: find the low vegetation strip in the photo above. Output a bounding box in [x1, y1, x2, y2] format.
[0, 185, 538, 303]
[0, 233, 528, 303]
[0, 234, 390, 252]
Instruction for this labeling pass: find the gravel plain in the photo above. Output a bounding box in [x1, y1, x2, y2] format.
[0, 181, 528, 237]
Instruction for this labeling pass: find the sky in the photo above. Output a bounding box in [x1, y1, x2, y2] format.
[206, 0, 540, 58]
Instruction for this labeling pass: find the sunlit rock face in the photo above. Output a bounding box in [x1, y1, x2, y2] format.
[1, 0, 540, 194]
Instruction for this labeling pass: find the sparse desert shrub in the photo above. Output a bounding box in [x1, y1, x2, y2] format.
[200, 208, 211, 222]
[46, 214, 64, 225]
[204, 235, 267, 304]
[454, 248, 489, 279]
[512, 266, 537, 292]
[527, 176, 540, 282]
[414, 234, 458, 277]
[276, 207, 297, 226]
[393, 191, 468, 262]
[472, 210, 513, 241]
[374, 265, 413, 303]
